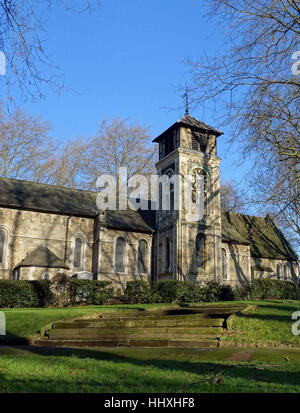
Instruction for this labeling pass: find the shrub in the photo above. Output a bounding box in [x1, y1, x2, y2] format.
[90, 282, 114, 305]
[68, 279, 114, 305]
[0, 280, 53, 308]
[234, 279, 300, 300]
[50, 273, 69, 307]
[219, 284, 235, 301]
[124, 280, 153, 304]
[200, 281, 223, 302]
[124, 280, 236, 304]
[0, 279, 114, 308]
[151, 280, 185, 303]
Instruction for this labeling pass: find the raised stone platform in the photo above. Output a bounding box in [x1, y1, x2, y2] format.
[35, 305, 244, 348]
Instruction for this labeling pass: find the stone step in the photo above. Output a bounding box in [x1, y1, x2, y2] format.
[35, 338, 219, 348]
[47, 326, 222, 335]
[53, 317, 224, 329]
[91, 306, 244, 319]
[84, 313, 213, 321]
[47, 328, 221, 340]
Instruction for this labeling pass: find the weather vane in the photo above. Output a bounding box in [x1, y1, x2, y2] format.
[183, 86, 189, 116]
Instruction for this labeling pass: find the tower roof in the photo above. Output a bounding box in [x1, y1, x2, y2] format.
[153, 114, 223, 143]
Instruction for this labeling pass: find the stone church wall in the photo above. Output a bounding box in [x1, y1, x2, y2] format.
[0, 207, 95, 280]
[221, 242, 251, 287]
[250, 256, 299, 281]
[97, 227, 153, 292]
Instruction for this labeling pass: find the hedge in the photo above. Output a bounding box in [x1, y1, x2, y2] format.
[0, 278, 299, 308]
[68, 279, 114, 305]
[0, 280, 53, 308]
[124, 280, 235, 304]
[123, 280, 154, 304]
[234, 278, 300, 300]
[0, 279, 114, 308]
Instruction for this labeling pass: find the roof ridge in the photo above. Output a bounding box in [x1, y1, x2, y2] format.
[0, 176, 95, 195]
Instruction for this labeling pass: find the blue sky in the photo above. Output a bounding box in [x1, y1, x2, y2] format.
[1, 1, 298, 252]
[12, 0, 250, 182]
[3, 0, 252, 185]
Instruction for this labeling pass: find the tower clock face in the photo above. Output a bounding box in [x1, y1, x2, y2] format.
[191, 168, 203, 178]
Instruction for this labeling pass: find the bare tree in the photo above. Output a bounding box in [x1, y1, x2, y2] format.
[0, 1, 100, 100]
[0, 104, 55, 179]
[220, 180, 246, 213]
[0, 110, 156, 195]
[85, 117, 156, 195]
[188, 0, 300, 240]
[33, 138, 91, 189]
[249, 151, 299, 244]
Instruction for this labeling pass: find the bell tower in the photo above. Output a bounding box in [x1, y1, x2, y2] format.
[153, 113, 223, 283]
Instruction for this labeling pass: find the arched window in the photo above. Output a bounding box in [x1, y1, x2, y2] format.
[191, 168, 208, 213]
[170, 186, 174, 211]
[222, 248, 228, 280]
[196, 233, 206, 269]
[159, 182, 162, 212]
[164, 237, 171, 273]
[0, 229, 5, 264]
[74, 237, 83, 268]
[166, 169, 174, 211]
[138, 239, 148, 274]
[276, 263, 282, 280]
[284, 263, 290, 281]
[115, 237, 126, 272]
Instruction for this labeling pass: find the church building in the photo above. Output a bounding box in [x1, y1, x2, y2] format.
[0, 114, 298, 290]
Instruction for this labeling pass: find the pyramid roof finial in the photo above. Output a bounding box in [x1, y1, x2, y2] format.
[183, 86, 189, 116]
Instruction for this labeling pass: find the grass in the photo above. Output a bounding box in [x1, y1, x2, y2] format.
[1, 346, 300, 393]
[1, 300, 300, 346]
[220, 300, 300, 347]
[0, 300, 300, 392]
[0, 304, 168, 344]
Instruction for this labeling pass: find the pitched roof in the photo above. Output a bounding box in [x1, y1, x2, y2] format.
[0, 177, 98, 217]
[15, 245, 69, 269]
[0, 177, 155, 233]
[101, 209, 155, 233]
[221, 211, 298, 261]
[153, 114, 223, 142]
[178, 115, 223, 136]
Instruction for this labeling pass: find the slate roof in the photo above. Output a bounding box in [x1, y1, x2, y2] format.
[221, 211, 298, 261]
[0, 177, 99, 217]
[102, 209, 155, 233]
[153, 114, 223, 142]
[15, 245, 69, 269]
[0, 177, 155, 233]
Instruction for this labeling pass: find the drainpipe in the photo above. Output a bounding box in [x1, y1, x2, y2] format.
[64, 214, 73, 264]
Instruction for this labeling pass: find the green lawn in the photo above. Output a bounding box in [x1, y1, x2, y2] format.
[221, 300, 300, 347]
[1, 300, 300, 346]
[1, 346, 300, 393]
[0, 304, 165, 344]
[0, 300, 300, 393]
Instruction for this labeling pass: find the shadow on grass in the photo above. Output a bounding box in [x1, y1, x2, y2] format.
[0, 333, 31, 346]
[0, 345, 297, 392]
